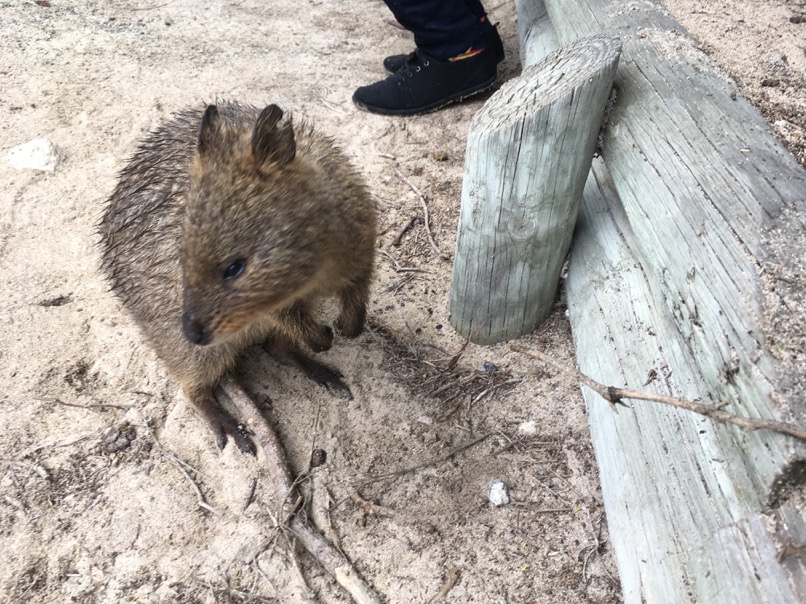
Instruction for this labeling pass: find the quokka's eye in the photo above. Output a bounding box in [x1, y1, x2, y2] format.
[223, 259, 246, 280]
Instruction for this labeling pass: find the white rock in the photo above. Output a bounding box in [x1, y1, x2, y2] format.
[8, 138, 62, 172]
[416, 415, 434, 425]
[488, 479, 510, 507]
[517, 420, 538, 436]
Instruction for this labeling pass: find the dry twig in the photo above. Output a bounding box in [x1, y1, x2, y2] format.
[429, 566, 462, 602]
[391, 216, 418, 246]
[378, 249, 429, 274]
[142, 423, 219, 515]
[34, 396, 129, 411]
[219, 376, 382, 604]
[355, 432, 492, 490]
[445, 321, 490, 371]
[777, 541, 806, 562]
[394, 169, 450, 261]
[510, 344, 806, 441]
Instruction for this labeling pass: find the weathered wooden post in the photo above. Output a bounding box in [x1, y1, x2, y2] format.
[449, 35, 620, 344]
[515, 1, 806, 602]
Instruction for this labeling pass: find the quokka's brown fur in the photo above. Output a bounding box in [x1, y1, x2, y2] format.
[100, 102, 377, 454]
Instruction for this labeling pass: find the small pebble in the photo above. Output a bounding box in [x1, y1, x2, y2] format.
[517, 420, 538, 436]
[488, 479, 510, 507]
[310, 448, 327, 468]
[416, 415, 434, 425]
[480, 361, 498, 373]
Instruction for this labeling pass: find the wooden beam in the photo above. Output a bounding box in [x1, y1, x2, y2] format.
[449, 35, 621, 343]
[514, 0, 806, 602]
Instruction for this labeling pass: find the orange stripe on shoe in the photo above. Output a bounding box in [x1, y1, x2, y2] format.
[449, 47, 485, 62]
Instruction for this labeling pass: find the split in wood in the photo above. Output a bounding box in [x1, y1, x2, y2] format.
[510, 344, 806, 441]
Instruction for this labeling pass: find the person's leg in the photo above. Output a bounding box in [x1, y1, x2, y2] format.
[384, 0, 487, 60]
[352, 0, 503, 115]
[463, 0, 488, 20]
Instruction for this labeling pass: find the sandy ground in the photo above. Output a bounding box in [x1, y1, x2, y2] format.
[1, 0, 802, 603]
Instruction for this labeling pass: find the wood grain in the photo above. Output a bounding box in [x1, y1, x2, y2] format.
[514, 0, 806, 602]
[449, 34, 621, 343]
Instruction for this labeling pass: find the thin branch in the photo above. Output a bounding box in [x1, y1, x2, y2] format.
[355, 433, 492, 490]
[510, 344, 806, 441]
[395, 169, 450, 261]
[33, 396, 129, 411]
[446, 320, 489, 370]
[142, 423, 219, 515]
[378, 249, 430, 274]
[429, 566, 461, 602]
[391, 216, 418, 247]
[218, 376, 382, 604]
[244, 495, 305, 563]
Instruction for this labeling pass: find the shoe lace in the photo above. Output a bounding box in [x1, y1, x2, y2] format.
[396, 50, 430, 81]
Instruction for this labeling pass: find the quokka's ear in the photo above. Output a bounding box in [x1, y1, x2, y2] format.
[252, 104, 296, 166]
[198, 104, 220, 155]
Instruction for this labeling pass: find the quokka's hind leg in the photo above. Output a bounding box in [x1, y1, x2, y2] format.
[183, 384, 257, 455]
[335, 271, 371, 338]
[277, 299, 333, 353]
[263, 332, 353, 400]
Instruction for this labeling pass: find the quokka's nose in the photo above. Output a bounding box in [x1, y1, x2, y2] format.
[182, 312, 210, 346]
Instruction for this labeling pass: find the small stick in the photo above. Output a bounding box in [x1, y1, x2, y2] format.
[429, 566, 461, 602]
[245, 495, 305, 563]
[218, 376, 382, 604]
[391, 216, 418, 246]
[446, 321, 489, 370]
[378, 249, 430, 274]
[242, 478, 257, 512]
[777, 541, 806, 562]
[33, 396, 129, 411]
[395, 169, 450, 261]
[509, 504, 573, 514]
[386, 273, 416, 293]
[164, 450, 219, 514]
[429, 373, 476, 397]
[141, 423, 219, 515]
[355, 432, 492, 490]
[470, 378, 521, 406]
[510, 344, 806, 441]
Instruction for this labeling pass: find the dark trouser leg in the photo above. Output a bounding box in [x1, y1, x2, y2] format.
[383, 0, 489, 60]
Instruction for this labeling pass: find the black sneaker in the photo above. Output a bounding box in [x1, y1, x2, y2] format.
[353, 49, 497, 116]
[383, 25, 505, 74]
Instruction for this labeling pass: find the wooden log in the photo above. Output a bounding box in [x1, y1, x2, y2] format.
[567, 160, 806, 604]
[513, 0, 558, 68]
[449, 34, 621, 344]
[514, 0, 806, 602]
